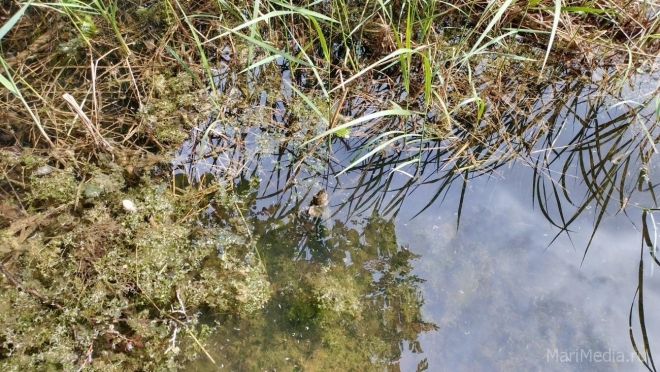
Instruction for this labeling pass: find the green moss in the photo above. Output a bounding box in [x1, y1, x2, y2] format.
[1, 171, 270, 370]
[182, 205, 437, 371]
[135, 2, 172, 26]
[82, 170, 125, 201]
[310, 269, 362, 318]
[28, 168, 77, 205]
[138, 72, 217, 146]
[152, 123, 190, 145]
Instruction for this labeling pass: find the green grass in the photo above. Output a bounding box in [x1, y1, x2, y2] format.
[0, 0, 53, 147]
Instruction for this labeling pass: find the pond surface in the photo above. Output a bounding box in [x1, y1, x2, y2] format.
[395, 166, 652, 371]
[183, 61, 660, 371]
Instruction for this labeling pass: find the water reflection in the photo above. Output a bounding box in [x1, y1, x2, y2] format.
[396, 170, 648, 371]
[179, 57, 660, 369]
[193, 193, 436, 370]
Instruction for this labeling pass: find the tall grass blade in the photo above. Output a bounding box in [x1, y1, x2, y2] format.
[329, 47, 426, 93]
[302, 108, 414, 145]
[0, 1, 33, 40]
[0, 74, 18, 95]
[0, 1, 53, 146]
[174, 0, 217, 92]
[467, 0, 514, 58]
[165, 45, 204, 87]
[222, 27, 311, 67]
[283, 81, 328, 125]
[539, 0, 561, 75]
[339, 132, 421, 176]
[248, 0, 261, 65]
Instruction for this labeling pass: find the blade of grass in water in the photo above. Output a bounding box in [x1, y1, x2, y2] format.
[283, 81, 329, 126]
[302, 108, 415, 145]
[173, 0, 217, 92]
[328, 47, 427, 94]
[248, 0, 261, 65]
[165, 44, 204, 87]
[341, 133, 426, 176]
[206, 8, 336, 44]
[221, 27, 311, 67]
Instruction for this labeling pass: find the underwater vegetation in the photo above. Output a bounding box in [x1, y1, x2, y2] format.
[2, 0, 660, 369]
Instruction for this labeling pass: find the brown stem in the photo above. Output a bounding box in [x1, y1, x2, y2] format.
[0, 261, 65, 311]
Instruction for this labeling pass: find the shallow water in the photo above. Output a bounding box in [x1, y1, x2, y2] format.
[182, 60, 660, 370]
[395, 165, 653, 371]
[185, 166, 658, 370]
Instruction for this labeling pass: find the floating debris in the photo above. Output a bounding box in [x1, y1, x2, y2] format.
[307, 189, 329, 218]
[311, 189, 328, 207]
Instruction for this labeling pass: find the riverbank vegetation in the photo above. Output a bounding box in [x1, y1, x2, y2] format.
[1, 0, 660, 369]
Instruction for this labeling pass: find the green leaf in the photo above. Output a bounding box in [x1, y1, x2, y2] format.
[302, 108, 415, 145]
[0, 74, 19, 95]
[0, 0, 33, 41]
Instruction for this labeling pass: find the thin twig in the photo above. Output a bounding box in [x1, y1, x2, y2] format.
[0, 261, 65, 311]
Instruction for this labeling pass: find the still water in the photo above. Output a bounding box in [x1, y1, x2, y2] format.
[396, 165, 651, 371]
[183, 63, 660, 370]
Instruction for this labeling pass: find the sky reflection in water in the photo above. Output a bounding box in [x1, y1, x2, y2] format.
[393, 164, 653, 371]
[182, 61, 660, 370]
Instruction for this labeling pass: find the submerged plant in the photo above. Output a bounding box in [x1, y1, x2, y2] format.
[2, 0, 660, 369]
[0, 156, 269, 370]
